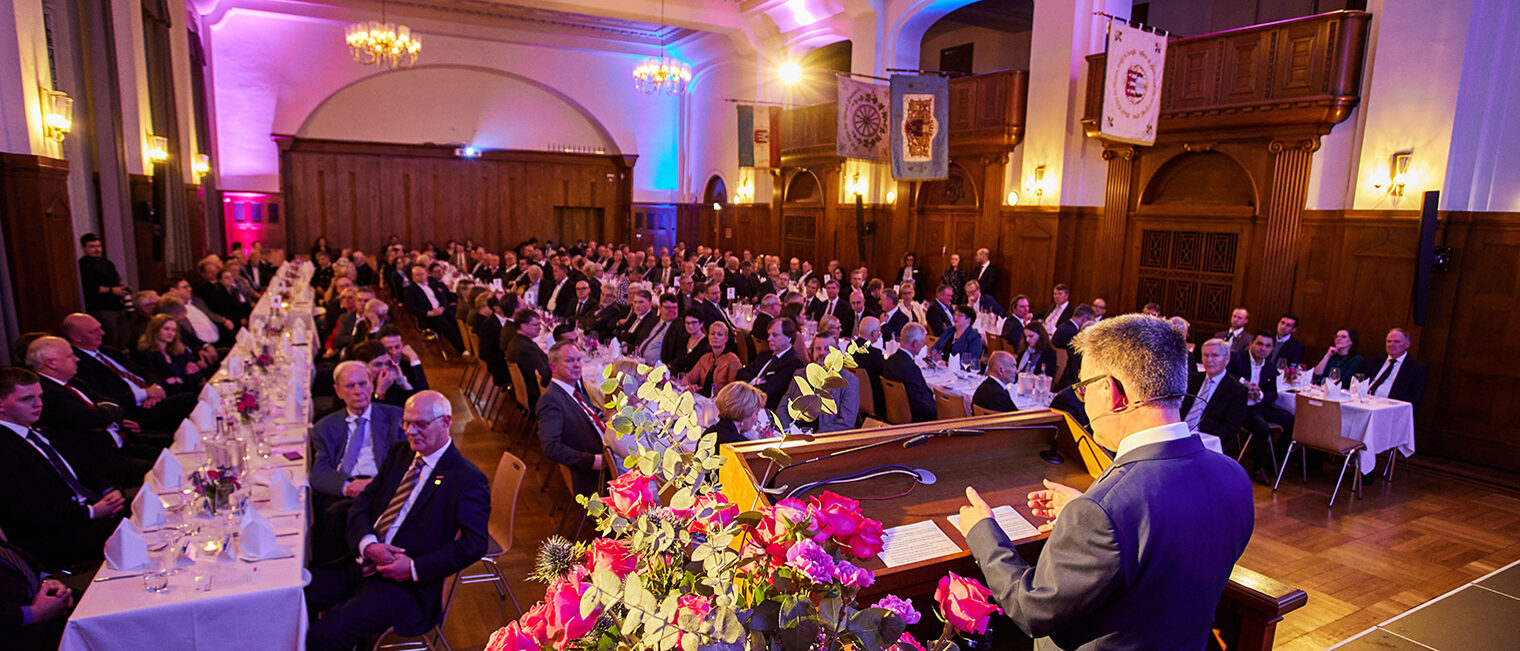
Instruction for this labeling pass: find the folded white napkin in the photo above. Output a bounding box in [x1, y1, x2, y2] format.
[190, 392, 218, 433]
[229, 353, 246, 377]
[132, 489, 167, 528]
[104, 519, 149, 571]
[270, 469, 302, 511]
[948, 353, 961, 371]
[174, 420, 202, 452]
[885, 341, 900, 358]
[609, 339, 621, 358]
[151, 449, 183, 490]
[238, 511, 282, 560]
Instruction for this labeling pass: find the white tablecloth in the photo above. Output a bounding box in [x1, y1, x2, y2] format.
[921, 366, 1053, 415]
[1275, 388, 1416, 474]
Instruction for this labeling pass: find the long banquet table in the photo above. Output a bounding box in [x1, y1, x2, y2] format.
[1274, 386, 1415, 474]
[61, 261, 319, 651]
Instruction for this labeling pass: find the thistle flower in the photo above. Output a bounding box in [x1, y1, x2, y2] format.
[530, 535, 582, 584]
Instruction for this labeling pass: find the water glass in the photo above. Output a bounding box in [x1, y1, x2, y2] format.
[143, 571, 169, 593]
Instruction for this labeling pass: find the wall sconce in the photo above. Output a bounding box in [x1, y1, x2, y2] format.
[734, 178, 754, 203]
[147, 135, 170, 163]
[1374, 151, 1411, 198]
[1028, 165, 1048, 198]
[42, 89, 73, 142]
[845, 173, 866, 199]
[712, 202, 723, 211]
[885, 190, 897, 204]
[779, 61, 802, 86]
[1005, 190, 1020, 206]
[192, 154, 211, 178]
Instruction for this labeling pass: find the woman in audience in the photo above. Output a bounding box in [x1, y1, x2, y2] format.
[133, 314, 205, 394]
[816, 315, 843, 341]
[669, 314, 709, 376]
[1015, 321, 1059, 377]
[900, 280, 928, 325]
[1313, 328, 1363, 389]
[155, 297, 219, 369]
[310, 235, 334, 261]
[940, 253, 966, 304]
[931, 305, 984, 369]
[895, 252, 924, 300]
[459, 283, 487, 330]
[684, 321, 740, 396]
[705, 381, 770, 449]
[312, 250, 334, 291]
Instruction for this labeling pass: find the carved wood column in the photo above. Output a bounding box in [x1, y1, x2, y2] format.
[1257, 138, 1319, 322]
[1098, 146, 1136, 301]
[0, 154, 82, 334]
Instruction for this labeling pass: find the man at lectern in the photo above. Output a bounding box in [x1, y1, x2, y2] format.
[956, 314, 1254, 650]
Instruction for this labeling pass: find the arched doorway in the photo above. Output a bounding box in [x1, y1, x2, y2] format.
[703, 174, 730, 250]
[913, 161, 979, 285]
[918, 0, 1034, 75]
[783, 170, 823, 263]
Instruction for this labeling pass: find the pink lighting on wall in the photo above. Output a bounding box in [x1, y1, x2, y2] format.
[222, 191, 282, 254]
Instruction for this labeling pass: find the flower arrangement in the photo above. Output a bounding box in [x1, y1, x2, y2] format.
[190, 466, 241, 515]
[487, 346, 1002, 651]
[235, 389, 260, 424]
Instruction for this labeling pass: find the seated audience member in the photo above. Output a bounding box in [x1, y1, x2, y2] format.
[586, 288, 627, 342]
[1038, 283, 1074, 336]
[132, 314, 207, 395]
[1214, 307, 1252, 354]
[154, 297, 218, 370]
[878, 289, 909, 343]
[614, 289, 659, 349]
[705, 382, 771, 450]
[926, 284, 956, 337]
[1361, 328, 1428, 404]
[474, 294, 510, 387]
[1313, 329, 1364, 390]
[816, 315, 844, 340]
[27, 336, 157, 488]
[200, 267, 253, 327]
[1269, 314, 1306, 367]
[778, 336, 859, 433]
[1015, 322, 1059, 377]
[1052, 304, 1097, 390]
[320, 287, 361, 358]
[401, 265, 467, 355]
[0, 367, 126, 570]
[166, 277, 231, 350]
[1000, 294, 1035, 341]
[684, 321, 740, 396]
[963, 280, 1006, 318]
[736, 318, 806, 411]
[459, 285, 487, 332]
[972, 351, 1020, 413]
[506, 309, 551, 409]
[668, 313, 709, 376]
[62, 313, 193, 432]
[305, 391, 488, 651]
[1181, 339, 1251, 477]
[931, 305, 984, 369]
[1141, 302, 1162, 317]
[1048, 385, 1090, 430]
[851, 317, 888, 417]
[567, 280, 598, 325]
[1231, 331, 1292, 476]
[126, 289, 159, 344]
[639, 294, 683, 365]
[377, 325, 428, 394]
[1090, 298, 1108, 322]
[1, 533, 75, 651]
[536, 342, 607, 497]
[351, 341, 417, 409]
[884, 324, 937, 423]
[310, 361, 405, 564]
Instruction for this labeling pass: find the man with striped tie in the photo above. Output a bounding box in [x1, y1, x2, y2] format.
[306, 390, 489, 651]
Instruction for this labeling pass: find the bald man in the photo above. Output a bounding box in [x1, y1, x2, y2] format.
[26, 336, 158, 488]
[61, 313, 194, 432]
[972, 350, 1021, 413]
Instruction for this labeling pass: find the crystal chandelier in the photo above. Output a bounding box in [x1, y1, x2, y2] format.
[632, 0, 690, 95]
[345, 0, 420, 69]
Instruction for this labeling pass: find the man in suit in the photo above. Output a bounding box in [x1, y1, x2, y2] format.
[1002, 294, 1034, 341]
[852, 317, 888, 417]
[956, 315, 1253, 650]
[841, 289, 873, 339]
[736, 318, 807, 411]
[543, 263, 574, 318]
[878, 289, 910, 343]
[1269, 314, 1306, 368]
[0, 535, 76, 651]
[884, 324, 937, 423]
[636, 294, 683, 366]
[568, 280, 598, 325]
[1214, 307, 1252, 355]
[1230, 331, 1292, 478]
[615, 289, 659, 349]
[78, 233, 132, 350]
[585, 288, 627, 343]
[1181, 339, 1252, 477]
[26, 336, 157, 488]
[306, 390, 489, 651]
[310, 361, 406, 563]
[537, 342, 609, 497]
[777, 336, 859, 432]
[751, 295, 781, 349]
[61, 313, 193, 432]
[166, 277, 232, 349]
[1362, 328, 1428, 405]
[972, 351, 1020, 413]
[506, 309, 552, 409]
[0, 368, 127, 571]
[807, 278, 846, 324]
[352, 341, 417, 409]
[1038, 284, 1074, 337]
[969, 248, 1000, 301]
[475, 295, 511, 387]
[922, 283, 954, 337]
[401, 266, 466, 354]
[378, 326, 429, 395]
[1052, 304, 1097, 391]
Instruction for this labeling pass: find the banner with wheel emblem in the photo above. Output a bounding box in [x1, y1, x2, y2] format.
[836, 76, 889, 161]
[1100, 18, 1167, 146]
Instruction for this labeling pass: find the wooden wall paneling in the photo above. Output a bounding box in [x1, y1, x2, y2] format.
[1097, 147, 1136, 302]
[128, 174, 163, 289]
[998, 208, 1060, 304]
[185, 184, 206, 260]
[0, 154, 81, 334]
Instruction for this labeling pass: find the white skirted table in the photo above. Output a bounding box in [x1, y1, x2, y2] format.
[1275, 388, 1416, 474]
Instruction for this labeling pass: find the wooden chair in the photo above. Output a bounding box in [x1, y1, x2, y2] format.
[454, 452, 525, 617]
[971, 404, 998, 417]
[851, 368, 876, 418]
[734, 331, 752, 365]
[933, 387, 968, 420]
[1054, 349, 1068, 382]
[1274, 394, 1365, 507]
[880, 378, 912, 425]
[984, 333, 1005, 355]
[860, 417, 890, 429]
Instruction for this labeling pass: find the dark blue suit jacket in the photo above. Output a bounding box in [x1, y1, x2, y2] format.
[884, 350, 936, 423]
[967, 434, 1254, 650]
[311, 403, 405, 498]
[346, 441, 489, 637]
[1227, 351, 1279, 409]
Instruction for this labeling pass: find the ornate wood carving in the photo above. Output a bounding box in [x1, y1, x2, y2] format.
[1097, 147, 1137, 300]
[0, 154, 81, 334]
[1258, 138, 1319, 322]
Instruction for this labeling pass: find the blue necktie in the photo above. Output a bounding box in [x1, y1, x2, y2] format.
[341, 416, 368, 475]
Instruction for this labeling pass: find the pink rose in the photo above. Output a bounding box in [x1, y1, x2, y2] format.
[809, 491, 866, 539]
[843, 517, 885, 559]
[834, 560, 875, 589]
[517, 603, 551, 645]
[896, 632, 927, 651]
[485, 622, 540, 651]
[784, 538, 836, 584]
[545, 578, 600, 649]
[772, 498, 817, 533]
[934, 572, 1002, 635]
[588, 538, 638, 577]
[871, 595, 921, 625]
[673, 594, 712, 648]
[689, 493, 738, 534]
[606, 472, 660, 519]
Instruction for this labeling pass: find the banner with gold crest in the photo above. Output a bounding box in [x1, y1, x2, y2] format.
[1100, 19, 1167, 146]
[889, 74, 948, 180]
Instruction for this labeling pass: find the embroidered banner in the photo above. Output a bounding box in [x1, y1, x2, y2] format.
[836, 76, 889, 161]
[889, 74, 948, 179]
[737, 104, 781, 169]
[1100, 19, 1167, 146]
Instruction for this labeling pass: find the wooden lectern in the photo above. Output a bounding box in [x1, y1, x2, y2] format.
[718, 409, 1306, 651]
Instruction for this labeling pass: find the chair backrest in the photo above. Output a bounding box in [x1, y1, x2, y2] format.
[734, 331, 751, 365]
[924, 334, 938, 351]
[861, 417, 890, 429]
[880, 378, 912, 425]
[971, 404, 998, 417]
[461, 321, 478, 355]
[1054, 348, 1069, 381]
[1294, 394, 1346, 452]
[489, 452, 527, 555]
[984, 333, 1004, 354]
[934, 387, 968, 420]
[851, 367, 876, 417]
[508, 363, 530, 410]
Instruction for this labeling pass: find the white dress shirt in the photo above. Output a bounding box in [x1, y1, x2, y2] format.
[1184, 373, 1223, 432]
[1371, 353, 1407, 399]
[1043, 302, 1068, 335]
[418, 282, 441, 309]
[1115, 421, 1195, 461]
[359, 439, 452, 560]
[78, 348, 147, 405]
[343, 405, 379, 479]
[184, 303, 220, 343]
[1245, 356, 1265, 406]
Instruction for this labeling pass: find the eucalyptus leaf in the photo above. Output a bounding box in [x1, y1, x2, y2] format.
[806, 364, 827, 389]
[757, 447, 792, 467]
[792, 376, 814, 396]
[821, 375, 849, 391]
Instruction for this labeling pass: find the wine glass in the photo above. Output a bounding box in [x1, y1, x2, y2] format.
[1353, 373, 1368, 400]
[1327, 367, 1341, 388]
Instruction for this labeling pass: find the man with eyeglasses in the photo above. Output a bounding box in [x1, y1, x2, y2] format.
[956, 314, 1253, 650]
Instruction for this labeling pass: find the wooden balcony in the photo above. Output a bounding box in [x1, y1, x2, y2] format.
[781, 69, 1028, 166]
[1083, 10, 1371, 142]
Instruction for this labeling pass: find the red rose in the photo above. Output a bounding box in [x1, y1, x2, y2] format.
[517, 603, 551, 645]
[606, 472, 660, 519]
[485, 621, 540, 651]
[545, 577, 599, 649]
[844, 517, 885, 559]
[934, 572, 1002, 635]
[673, 594, 712, 648]
[588, 538, 638, 577]
[688, 493, 738, 534]
[809, 491, 867, 540]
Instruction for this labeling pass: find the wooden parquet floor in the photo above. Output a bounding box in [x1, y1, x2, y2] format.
[414, 350, 1520, 650]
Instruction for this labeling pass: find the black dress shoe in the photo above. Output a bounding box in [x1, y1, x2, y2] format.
[1251, 469, 1274, 486]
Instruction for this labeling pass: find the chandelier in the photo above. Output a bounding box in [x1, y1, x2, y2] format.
[632, 0, 690, 95]
[345, 1, 420, 69]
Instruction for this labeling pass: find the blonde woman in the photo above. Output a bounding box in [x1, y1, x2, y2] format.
[684, 321, 741, 396]
[132, 314, 204, 394]
[706, 381, 769, 449]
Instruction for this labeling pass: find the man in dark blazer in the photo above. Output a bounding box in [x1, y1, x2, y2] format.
[352, 341, 419, 409]
[736, 318, 806, 411]
[1051, 304, 1097, 391]
[568, 280, 599, 326]
[1181, 339, 1251, 475]
[1268, 315, 1306, 368]
[957, 315, 1253, 650]
[506, 309, 551, 409]
[27, 336, 157, 488]
[1037, 284, 1075, 336]
[306, 391, 489, 651]
[475, 296, 511, 387]
[401, 267, 465, 354]
[62, 313, 193, 432]
[310, 362, 406, 563]
[926, 284, 956, 337]
[1229, 332, 1291, 478]
[1213, 307, 1252, 355]
[750, 296, 781, 348]
[972, 351, 1020, 414]
[615, 290, 659, 349]
[0, 536, 76, 651]
[585, 290, 628, 344]
[0, 368, 127, 571]
[963, 280, 1006, 318]
[537, 342, 608, 497]
[852, 318, 889, 418]
[1361, 328, 1428, 404]
[883, 324, 937, 423]
[969, 248, 1000, 301]
[878, 289, 910, 343]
